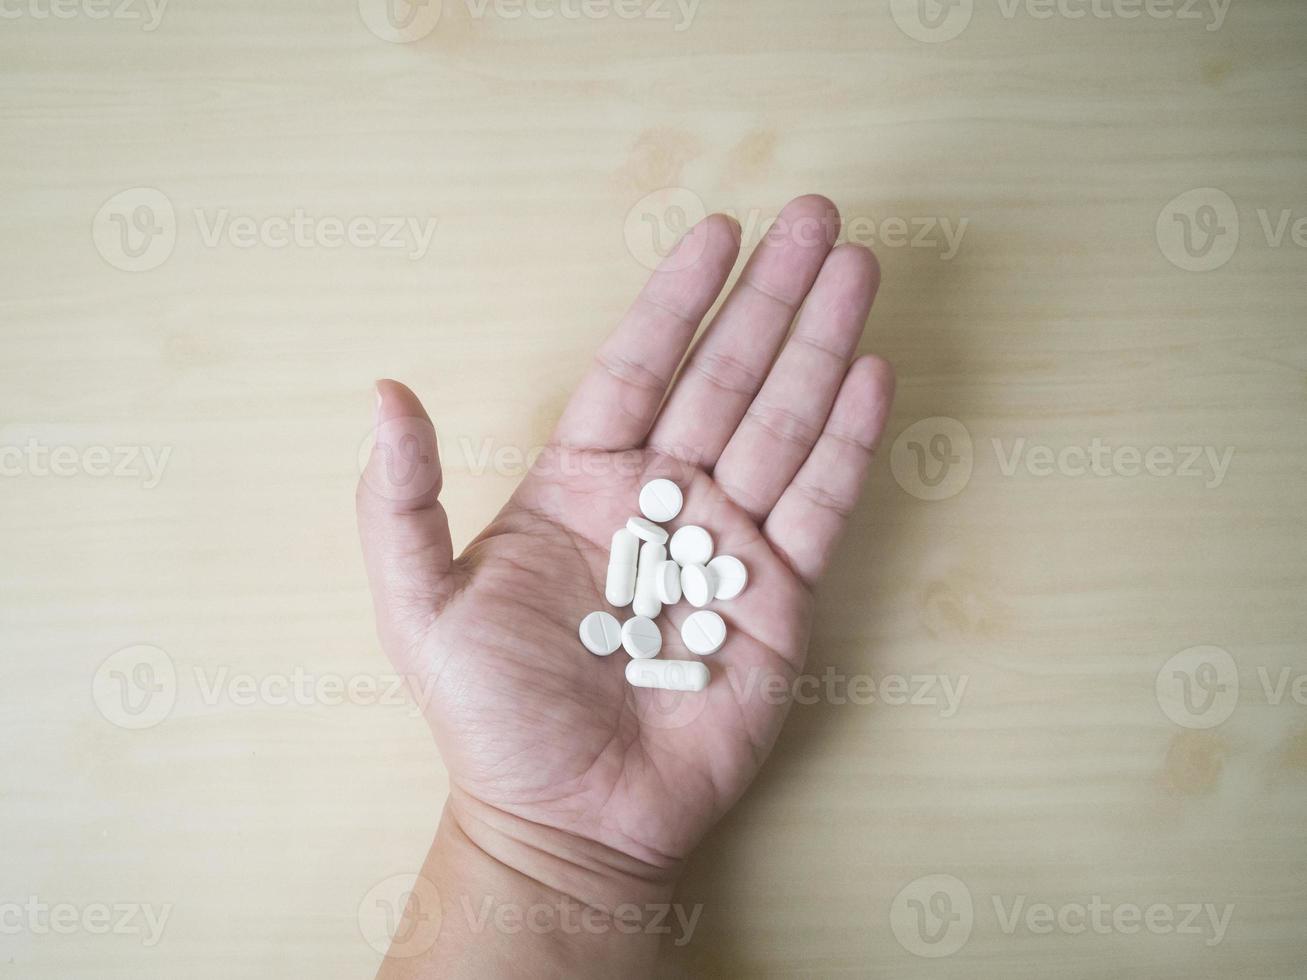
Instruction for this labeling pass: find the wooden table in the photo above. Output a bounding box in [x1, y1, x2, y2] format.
[3, 0, 1304, 975]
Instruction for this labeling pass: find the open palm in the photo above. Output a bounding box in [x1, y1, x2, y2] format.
[358, 196, 894, 873]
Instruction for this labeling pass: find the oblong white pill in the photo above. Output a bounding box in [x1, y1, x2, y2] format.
[680, 563, 718, 608]
[621, 616, 662, 658]
[638, 479, 683, 523]
[681, 610, 726, 655]
[605, 529, 639, 607]
[632, 541, 665, 618]
[626, 658, 709, 692]
[707, 555, 748, 600]
[654, 559, 682, 605]
[669, 525, 713, 566]
[579, 611, 622, 656]
[627, 516, 669, 545]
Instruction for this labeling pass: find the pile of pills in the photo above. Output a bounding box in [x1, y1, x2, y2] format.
[577, 479, 748, 693]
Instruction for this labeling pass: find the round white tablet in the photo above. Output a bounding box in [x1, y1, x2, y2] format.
[707, 555, 748, 600]
[579, 611, 622, 656]
[621, 616, 662, 659]
[655, 559, 682, 604]
[681, 610, 726, 656]
[639, 479, 683, 523]
[680, 563, 718, 608]
[626, 516, 669, 545]
[669, 525, 713, 566]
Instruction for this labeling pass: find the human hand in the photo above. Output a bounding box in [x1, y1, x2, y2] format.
[357, 195, 894, 966]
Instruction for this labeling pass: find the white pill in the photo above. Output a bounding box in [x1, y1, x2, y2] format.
[621, 616, 662, 659]
[638, 479, 683, 523]
[627, 516, 669, 545]
[654, 559, 682, 604]
[681, 610, 727, 656]
[632, 541, 665, 618]
[707, 555, 748, 600]
[669, 525, 713, 566]
[605, 529, 639, 607]
[680, 563, 718, 608]
[578, 611, 622, 656]
[625, 658, 709, 692]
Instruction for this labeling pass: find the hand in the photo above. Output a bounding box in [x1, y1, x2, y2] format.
[357, 195, 894, 971]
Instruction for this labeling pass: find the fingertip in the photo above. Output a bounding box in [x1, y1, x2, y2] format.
[658, 210, 742, 278]
[786, 193, 840, 222]
[777, 194, 842, 247]
[375, 378, 432, 425]
[830, 241, 881, 285]
[711, 211, 742, 244]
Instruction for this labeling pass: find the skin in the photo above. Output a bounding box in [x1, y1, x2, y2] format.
[357, 195, 895, 977]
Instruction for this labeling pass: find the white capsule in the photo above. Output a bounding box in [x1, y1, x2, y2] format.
[638, 479, 683, 523]
[669, 525, 713, 566]
[654, 559, 682, 605]
[578, 611, 622, 656]
[680, 563, 718, 608]
[621, 616, 662, 659]
[627, 516, 669, 545]
[707, 555, 748, 600]
[632, 541, 665, 618]
[681, 610, 726, 656]
[605, 529, 639, 607]
[625, 658, 709, 692]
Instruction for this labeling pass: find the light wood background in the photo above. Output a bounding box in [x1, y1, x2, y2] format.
[3, 0, 1305, 976]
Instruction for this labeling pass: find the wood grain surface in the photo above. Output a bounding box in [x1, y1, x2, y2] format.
[2, 0, 1304, 975]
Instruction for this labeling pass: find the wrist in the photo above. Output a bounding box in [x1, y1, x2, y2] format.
[377, 790, 697, 979]
[443, 788, 683, 911]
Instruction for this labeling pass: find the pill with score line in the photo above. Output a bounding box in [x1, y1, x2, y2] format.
[578, 611, 622, 656]
[638, 479, 683, 523]
[681, 610, 726, 655]
[707, 555, 747, 600]
[621, 616, 662, 659]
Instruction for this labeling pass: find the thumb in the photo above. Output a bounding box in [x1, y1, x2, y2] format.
[357, 379, 457, 653]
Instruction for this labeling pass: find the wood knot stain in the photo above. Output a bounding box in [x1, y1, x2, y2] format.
[1201, 59, 1233, 86]
[920, 575, 1007, 639]
[725, 130, 778, 182]
[1276, 726, 1307, 776]
[614, 128, 701, 196]
[1161, 730, 1227, 796]
[163, 330, 216, 369]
